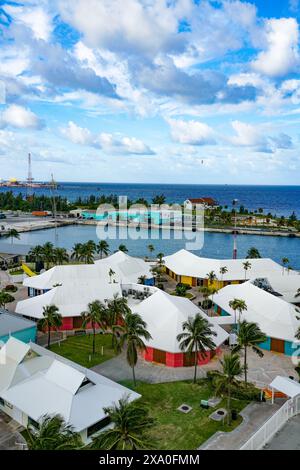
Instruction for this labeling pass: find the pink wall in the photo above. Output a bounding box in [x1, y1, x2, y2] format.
[143, 346, 222, 368]
[166, 352, 184, 367]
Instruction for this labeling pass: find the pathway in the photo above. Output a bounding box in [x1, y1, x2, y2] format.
[264, 414, 300, 450]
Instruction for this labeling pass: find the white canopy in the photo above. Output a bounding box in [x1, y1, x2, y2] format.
[269, 376, 300, 398]
[134, 290, 228, 353]
[212, 282, 300, 342]
[163, 249, 296, 281]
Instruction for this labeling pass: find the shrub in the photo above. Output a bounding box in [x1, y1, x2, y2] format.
[201, 299, 213, 310]
[5, 284, 17, 293]
[176, 282, 191, 290]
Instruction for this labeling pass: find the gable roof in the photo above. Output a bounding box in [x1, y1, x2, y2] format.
[134, 290, 228, 353]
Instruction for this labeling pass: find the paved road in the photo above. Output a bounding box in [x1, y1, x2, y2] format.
[264, 414, 300, 450]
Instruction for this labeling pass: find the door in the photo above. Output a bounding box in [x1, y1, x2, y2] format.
[271, 338, 285, 353]
[73, 317, 83, 329]
[153, 349, 166, 365]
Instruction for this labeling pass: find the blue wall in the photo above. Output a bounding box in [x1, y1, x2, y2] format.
[0, 326, 37, 344]
[284, 340, 300, 357]
[258, 337, 271, 351]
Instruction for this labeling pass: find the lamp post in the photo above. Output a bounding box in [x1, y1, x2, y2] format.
[232, 199, 238, 259]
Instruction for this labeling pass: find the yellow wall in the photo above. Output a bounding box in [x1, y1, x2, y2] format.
[181, 276, 193, 286]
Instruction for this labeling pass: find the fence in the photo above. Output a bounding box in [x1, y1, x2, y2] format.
[240, 395, 300, 450]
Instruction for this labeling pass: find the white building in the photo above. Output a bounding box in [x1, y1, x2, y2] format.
[0, 337, 140, 443]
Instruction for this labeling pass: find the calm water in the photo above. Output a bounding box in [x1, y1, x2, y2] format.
[12, 225, 300, 269]
[1, 183, 300, 217]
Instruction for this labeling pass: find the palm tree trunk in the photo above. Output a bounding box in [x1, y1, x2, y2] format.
[132, 364, 136, 387]
[244, 346, 247, 385]
[48, 326, 51, 348]
[227, 385, 231, 425]
[193, 350, 198, 383]
[92, 326, 96, 355]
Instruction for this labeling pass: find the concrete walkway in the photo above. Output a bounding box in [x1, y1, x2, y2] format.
[93, 347, 297, 387]
[200, 401, 283, 450]
[264, 414, 300, 450]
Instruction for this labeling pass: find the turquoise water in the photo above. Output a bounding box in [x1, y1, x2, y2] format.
[12, 224, 300, 269]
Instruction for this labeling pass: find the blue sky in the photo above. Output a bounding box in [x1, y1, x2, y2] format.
[0, 0, 300, 184]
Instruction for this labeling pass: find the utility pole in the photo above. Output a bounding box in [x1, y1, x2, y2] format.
[50, 173, 58, 246]
[26, 153, 34, 200]
[232, 199, 238, 259]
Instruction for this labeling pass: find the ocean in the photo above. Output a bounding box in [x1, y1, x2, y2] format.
[1, 183, 300, 217]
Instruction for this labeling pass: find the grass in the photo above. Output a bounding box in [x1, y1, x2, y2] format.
[49, 333, 117, 368]
[121, 379, 248, 450]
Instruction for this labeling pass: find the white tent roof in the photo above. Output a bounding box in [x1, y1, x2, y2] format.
[0, 338, 140, 433]
[163, 249, 296, 281]
[270, 376, 300, 398]
[0, 337, 30, 392]
[16, 280, 122, 319]
[95, 251, 153, 283]
[134, 290, 228, 353]
[212, 282, 300, 342]
[256, 275, 300, 304]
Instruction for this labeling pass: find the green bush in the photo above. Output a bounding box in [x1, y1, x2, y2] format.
[5, 284, 18, 293]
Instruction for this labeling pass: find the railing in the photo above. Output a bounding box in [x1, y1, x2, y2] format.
[240, 395, 300, 450]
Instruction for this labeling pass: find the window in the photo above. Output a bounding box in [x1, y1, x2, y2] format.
[87, 416, 111, 438]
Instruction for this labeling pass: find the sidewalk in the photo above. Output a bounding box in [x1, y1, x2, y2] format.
[199, 400, 284, 450]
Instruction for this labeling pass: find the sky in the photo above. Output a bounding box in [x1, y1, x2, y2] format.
[0, 0, 300, 185]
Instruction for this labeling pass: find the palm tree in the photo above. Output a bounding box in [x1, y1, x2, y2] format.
[138, 275, 147, 285]
[54, 247, 69, 265]
[242, 261, 252, 280]
[81, 240, 96, 264]
[108, 268, 115, 284]
[0, 290, 15, 309]
[177, 314, 217, 383]
[246, 247, 261, 259]
[113, 311, 152, 386]
[215, 353, 243, 424]
[199, 286, 212, 313]
[282, 257, 289, 275]
[41, 242, 55, 269]
[4, 228, 20, 244]
[90, 396, 154, 450]
[233, 321, 267, 385]
[118, 244, 128, 253]
[81, 300, 108, 355]
[219, 266, 228, 282]
[107, 294, 130, 347]
[38, 305, 62, 348]
[207, 270, 217, 286]
[156, 253, 165, 267]
[97, 240, 110, 259]
[28, 245, 44, 264]
[26, 414, 83, 450]
[229, 298, 247, 328]
[148, 244, 155, 257]
[71, 243, 83, 262]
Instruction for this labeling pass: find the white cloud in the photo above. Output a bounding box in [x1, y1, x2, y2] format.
[230, 121, 293, 153]
[168, 118, 215, 145]
[61, 121, 155, 155]
[0, 104, 43, 129]
[252, 18, 300, 77]
[4, 5, 53, 41]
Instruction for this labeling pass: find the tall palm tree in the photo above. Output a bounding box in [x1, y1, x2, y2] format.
[81, 300, 108, 354]
[4, 228, 20, 244]
[233, 321, 267, 385]
[90, 396, 154, 450]
[207, 270, 217, 286]
[28, 245, 44, 264]
[118, 244, 128, 253]
[113, 311, 152, 386]
[282, 257, 289, 275]
[81, 240, 96, 264]
[219, 266, 228, 282]
[246, 247, 261, 259]
[71, 243, 83, 262]
[38, 305, 62, 348]
[54, 247, 69, 265]
[215, 353, 243, 424]
[97, 240, 110, 259]
[156, 253, 165, 267]
[242, 261, 252, 280]
[107, 294, 130, 347]
[229, 298, 247, 328]
[199, 286, 213, 313]
[26, 414, 83, 450]
[177, 314, 217, 383]
[0, 290, 15, 309]
[41, 242, 55, 269]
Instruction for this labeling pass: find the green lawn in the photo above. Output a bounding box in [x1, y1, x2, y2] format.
[121, 380, 248, 450]
[49, 333, 117, 368]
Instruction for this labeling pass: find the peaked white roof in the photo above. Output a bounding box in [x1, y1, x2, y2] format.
[270, 376, 300, 398]
[0, 337, 30, 392]
[255, 275, 300, 304]
[134, 290, 228, 353]
[0, 338, 140, 433]
[95, 251, 153, 283]
[163, 249, 296, 281]
[16, 280, 122, 319]
[212, 282, 300, 342]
